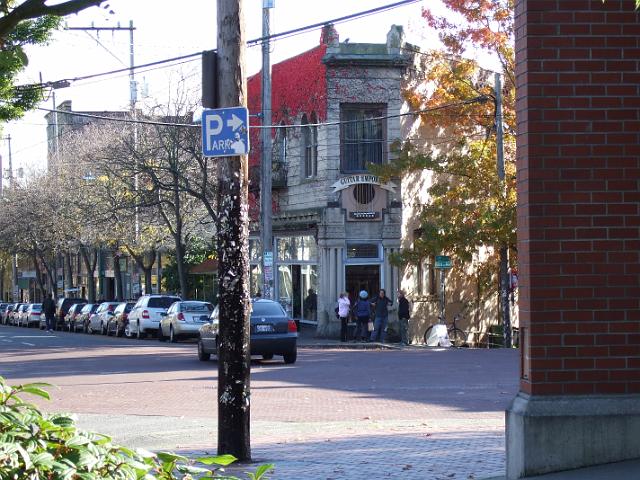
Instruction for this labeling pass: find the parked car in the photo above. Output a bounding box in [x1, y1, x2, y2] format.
[89, 302, 121, 335]
[77, 304, 100, 333]
[158, 301, 214, 343]
[106, 301, 136, 337]
[14, 304, 29, 326]
[198, 299, 298, 364]
[3, 304, 18, 325]
[22, 304, 42, 328]
[8, 303, 25, 325]
[63, 303, 87, 332]
[127, 295, 181, 339]
[55, 298, 85, 330]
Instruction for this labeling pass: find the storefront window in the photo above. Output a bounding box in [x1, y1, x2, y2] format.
[249, 238, 262, 262]
[250, 264, 262, 297]
[277, 235, 316, 261]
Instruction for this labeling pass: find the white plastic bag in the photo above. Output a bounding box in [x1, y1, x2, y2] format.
[426, 324, 451, 347]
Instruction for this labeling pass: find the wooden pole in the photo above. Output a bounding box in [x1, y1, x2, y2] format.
[216, 0, 251, 461]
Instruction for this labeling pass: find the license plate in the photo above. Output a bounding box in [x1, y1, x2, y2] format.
[255, 324, 273, 333]
[200, 315, 209, 322]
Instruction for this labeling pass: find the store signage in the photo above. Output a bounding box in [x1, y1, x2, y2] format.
[331, 174, 396, 193]
[435, 255, 452, 269]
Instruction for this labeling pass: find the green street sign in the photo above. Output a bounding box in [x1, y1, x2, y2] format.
[435, 255, 452, 269]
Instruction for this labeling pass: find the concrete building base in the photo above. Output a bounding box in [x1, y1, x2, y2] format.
[506, 393, 640, 479]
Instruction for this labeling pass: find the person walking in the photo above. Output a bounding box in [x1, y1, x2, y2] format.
[353, 290, 371, 342]
[397, 290, 411, 345]
[370, 289, 392, 343]
[42, 292, 56, 333]
[337, 292, 351, 342]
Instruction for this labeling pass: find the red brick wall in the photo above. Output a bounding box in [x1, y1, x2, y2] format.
[516, 0, 640, 395]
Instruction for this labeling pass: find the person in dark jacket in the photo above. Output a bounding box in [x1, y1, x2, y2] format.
[353, 290, 371, 342]
[397, 290, 411, 345]
[42, 292, 56, 332]
[370, 289, 392, 343]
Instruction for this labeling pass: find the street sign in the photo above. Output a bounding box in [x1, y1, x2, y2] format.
[263, 251, 274, 282]
[201, 106, 250, 157]
[435, 255, 452, 269]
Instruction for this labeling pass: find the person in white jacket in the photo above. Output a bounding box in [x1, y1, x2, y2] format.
[337, 292, 352, 342]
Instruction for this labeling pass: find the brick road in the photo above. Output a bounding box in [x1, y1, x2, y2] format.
[0, 325, 518, 479]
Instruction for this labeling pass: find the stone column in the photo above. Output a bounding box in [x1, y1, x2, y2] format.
[507, 1, 640, 478]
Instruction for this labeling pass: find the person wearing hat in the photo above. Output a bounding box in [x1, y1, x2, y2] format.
[397, 290, 411, 345]
[353, 290, 371, 342]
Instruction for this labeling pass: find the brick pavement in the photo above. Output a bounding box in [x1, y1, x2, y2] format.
[0, 325, 518, 479]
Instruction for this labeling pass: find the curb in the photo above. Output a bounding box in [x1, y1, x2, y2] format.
[298, 341, 401, 350]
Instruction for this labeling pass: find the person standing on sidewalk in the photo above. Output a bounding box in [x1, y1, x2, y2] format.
[337, 292, 351, 342]
[353, 290, 371, 342]
[397, 290, 411, 345]
[42, 293, 56, 333]
[370, 289, 392, 343]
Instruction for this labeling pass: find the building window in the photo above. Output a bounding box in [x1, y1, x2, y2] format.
[346, 243, 380, 259]
[302, 114, 317, 178]
[416, 256, 436, 296]
[340, 103, 386, 172]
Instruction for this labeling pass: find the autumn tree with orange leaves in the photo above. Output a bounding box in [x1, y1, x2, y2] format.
[379, 0, 516, 289]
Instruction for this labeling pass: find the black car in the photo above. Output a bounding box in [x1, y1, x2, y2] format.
[198, 299, 298, 364]
[55, 298, 85, 330]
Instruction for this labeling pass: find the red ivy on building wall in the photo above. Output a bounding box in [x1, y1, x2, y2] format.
[247, 43, 328, 217]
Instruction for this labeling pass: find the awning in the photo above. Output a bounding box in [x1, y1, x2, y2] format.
[189, 258, 218, 275]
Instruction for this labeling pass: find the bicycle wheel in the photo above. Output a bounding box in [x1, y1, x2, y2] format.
[423, 325, 434, 345]
[449, 327, 467, 347]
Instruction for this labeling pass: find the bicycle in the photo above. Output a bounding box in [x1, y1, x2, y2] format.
[423, 313, 466, 347]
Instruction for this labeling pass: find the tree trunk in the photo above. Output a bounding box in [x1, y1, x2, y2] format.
[80, 247, 97, 303]
[216, 0, 251, 461]
[113, 254, 123, 301]
[32, 252, 46, 298]
[143, 267, 153, 295]
[65, 251, 74, 296]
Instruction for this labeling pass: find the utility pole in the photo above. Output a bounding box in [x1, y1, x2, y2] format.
[3, 135, 18, 302]
[495, 72, 511, 348]
[260, 0, 274, 299]
[216, 0, 252, 460]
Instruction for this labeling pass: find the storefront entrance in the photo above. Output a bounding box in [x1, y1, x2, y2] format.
[345, 264, 380, 301]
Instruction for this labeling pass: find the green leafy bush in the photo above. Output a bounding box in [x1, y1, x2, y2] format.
[0, 376, 272, 479]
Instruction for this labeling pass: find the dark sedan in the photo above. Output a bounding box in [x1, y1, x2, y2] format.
[198, 299, 297, 364]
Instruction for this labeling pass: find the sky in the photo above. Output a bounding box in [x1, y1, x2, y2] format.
[1, 0, 497, 184]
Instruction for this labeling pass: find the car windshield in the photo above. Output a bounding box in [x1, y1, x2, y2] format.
[251, 302, 285, 316]
[148, 297, 181, 309]
[181, 302, 213, 312]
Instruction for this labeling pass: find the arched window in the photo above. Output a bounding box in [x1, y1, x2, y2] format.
[302, 113, 317, 178]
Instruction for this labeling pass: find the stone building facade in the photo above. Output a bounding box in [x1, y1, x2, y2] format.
[248, 24, 505, 340]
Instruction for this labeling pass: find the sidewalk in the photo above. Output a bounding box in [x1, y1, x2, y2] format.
[482, 458, 640, 480]
[296, 323, 421, 350]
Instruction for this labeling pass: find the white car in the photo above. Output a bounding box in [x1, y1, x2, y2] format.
[22, 303, 42, 327]
[159, 301, 214, 343]
[88, 302, 121, 335]
[126, 295, 181, 339]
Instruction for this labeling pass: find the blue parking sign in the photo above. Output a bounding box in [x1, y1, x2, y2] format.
[201, 106, 250, 157]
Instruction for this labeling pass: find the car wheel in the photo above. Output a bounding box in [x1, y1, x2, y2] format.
[101, 322, 107, 335]
[158, 326, 167, 342]
[197, 340, 211, 361]
[262, 354, 274, 361]
[116, 323, 124, 338]
[169, 325, 177, 343]
[283, 349, 297, 364]
[105, 321, 112, 336]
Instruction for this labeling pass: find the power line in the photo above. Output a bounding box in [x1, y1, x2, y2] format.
[20, 0, 422, 90]
[35, 96, 489, 129]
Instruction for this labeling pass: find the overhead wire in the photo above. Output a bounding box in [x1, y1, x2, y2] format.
[18, 0, 422, 91]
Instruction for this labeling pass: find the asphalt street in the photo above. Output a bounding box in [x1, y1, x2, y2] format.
[0, 324, 520, 479]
